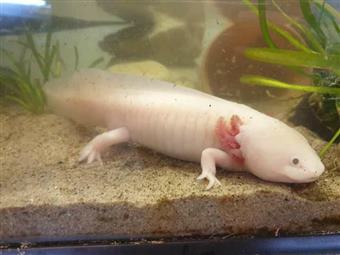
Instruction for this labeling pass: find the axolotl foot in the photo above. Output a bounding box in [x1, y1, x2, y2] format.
[197, 170, 221, 190]
[79, 127, 130, 164]
[198, 148, 244, 190]
[80, 145, 102, 164]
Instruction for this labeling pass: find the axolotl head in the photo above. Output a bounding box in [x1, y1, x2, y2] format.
[238, 121, 325, 183]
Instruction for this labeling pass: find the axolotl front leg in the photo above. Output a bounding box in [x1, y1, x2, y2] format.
[198, 148, 241, 190]
[198, 115, 245, 189]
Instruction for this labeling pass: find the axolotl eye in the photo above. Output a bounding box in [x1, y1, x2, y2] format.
[291, 158, 300, 165]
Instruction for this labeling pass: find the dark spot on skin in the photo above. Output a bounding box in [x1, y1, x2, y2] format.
[292, 158, 299, 165]
[209, 104, 211, 107]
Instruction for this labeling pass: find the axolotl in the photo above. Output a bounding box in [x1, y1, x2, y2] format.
[44, 69, 325, 189]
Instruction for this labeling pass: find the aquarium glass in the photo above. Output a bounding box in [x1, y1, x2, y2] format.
[0, 0, 339, 243]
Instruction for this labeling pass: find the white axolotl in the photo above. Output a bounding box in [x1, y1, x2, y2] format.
[44, 69, 325, 189]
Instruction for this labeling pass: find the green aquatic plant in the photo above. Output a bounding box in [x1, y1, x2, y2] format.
[319, 128, 340, 157]
[244, 48, 340, 75]
[241, 75, 339, 95]
[1, 30, 106, 114]
[241, 0, 340, 155]
[0, 30, 62, 113]
[21, 30, 61, 83]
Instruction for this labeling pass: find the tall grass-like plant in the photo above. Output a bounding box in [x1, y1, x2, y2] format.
[0, 30, 62, 114]
[0, 30, 105, 114]
[241, 0, 340, 156]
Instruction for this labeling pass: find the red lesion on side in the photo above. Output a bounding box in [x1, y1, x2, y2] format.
[231, 152, 245, 165]
[215, 115, 245, 165]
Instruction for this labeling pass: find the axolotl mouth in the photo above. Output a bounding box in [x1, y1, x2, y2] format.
[283, 162, 325, 183]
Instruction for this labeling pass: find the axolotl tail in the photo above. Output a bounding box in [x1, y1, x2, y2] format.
[43, 69, 120, 127]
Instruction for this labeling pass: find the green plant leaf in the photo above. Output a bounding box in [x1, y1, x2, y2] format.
[319, 128, 340, 157]
[44, 44, 58, 81]
[244, 48, 340, 75]
[316, 0, 326, 25]
[272, 0, 325, 53]
[44, 30, 53, 67]
[269, 24, 312, 53]
[52, 41, 63, 78]
[240, 75, 340, 95]
[1, 48, 27, 77]
[0, 73, 21, 96]
[242, 0, 258, 13]
[258, 0, 277, 48]
[0, 28, 62, 114]
[245, 0, 316, 52]
[5, 95, 32, 111]
[300, 0, 326, 47]
[89, 57, 104, 68]
[74, 46, 79, 71]
[24, 30, 46, 81]
[16, 77, 40, 106]
[313, 0, 340, 23]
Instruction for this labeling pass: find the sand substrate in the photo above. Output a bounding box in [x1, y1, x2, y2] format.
[0, 106, 339, 240]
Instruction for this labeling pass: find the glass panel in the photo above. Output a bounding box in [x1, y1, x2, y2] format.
[0, 0, 339, 243]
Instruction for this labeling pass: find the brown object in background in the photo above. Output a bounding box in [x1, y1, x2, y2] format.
[214, 1, 303, 22]
[97, 0, 205, 66]
[201, 15, 310, 100]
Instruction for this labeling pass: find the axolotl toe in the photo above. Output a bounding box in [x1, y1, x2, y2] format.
[44, 69, 325, 189]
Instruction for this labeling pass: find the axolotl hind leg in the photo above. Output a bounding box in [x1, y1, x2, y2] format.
[79, 127, 130, 164]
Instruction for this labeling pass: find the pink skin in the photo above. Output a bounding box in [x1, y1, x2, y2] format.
[45, 69, 325, 190]
[215, 115, 245, 165]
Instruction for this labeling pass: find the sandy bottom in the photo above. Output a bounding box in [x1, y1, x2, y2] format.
[0, 105, 339, 240]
